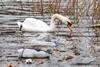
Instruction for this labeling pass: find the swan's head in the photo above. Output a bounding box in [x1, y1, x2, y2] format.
[66, 20, 72, 30]
[16, 21, 22, 31]
[65, 17, 72, 36]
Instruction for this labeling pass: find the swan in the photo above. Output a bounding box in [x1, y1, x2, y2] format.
[16, 14, 72, 34]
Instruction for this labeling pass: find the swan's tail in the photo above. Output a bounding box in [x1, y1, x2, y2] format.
[16, 20, 22, 28]
[16, 21, 23, 31]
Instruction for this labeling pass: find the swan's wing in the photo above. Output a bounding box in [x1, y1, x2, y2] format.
[23, 18, 37, 26]
[22, 18, 50, 31]
[23, 18, 47, 27]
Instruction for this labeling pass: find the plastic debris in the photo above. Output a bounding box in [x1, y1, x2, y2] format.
[25, 59, 32, 64]
[64, 55, 73, 60]
[17, 49, 50, 58]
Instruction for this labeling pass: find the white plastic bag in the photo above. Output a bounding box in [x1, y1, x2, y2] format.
[17, 48, 49, 58]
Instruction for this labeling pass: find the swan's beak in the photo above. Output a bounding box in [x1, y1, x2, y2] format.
[67, 22, 72, 36]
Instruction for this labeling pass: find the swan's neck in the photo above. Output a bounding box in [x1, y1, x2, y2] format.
[50, 17, 56, 31]
[50, 14, 68, 31]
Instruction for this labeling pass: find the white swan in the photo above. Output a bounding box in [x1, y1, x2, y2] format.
[17, 14, 72, 33]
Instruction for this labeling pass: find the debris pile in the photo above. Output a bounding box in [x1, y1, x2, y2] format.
[17, 48, 50, 58]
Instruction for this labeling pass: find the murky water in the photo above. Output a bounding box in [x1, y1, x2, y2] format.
[0, 1, 100, 66]
[0, 14, 100, 67]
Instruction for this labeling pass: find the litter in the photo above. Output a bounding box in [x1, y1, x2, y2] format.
[64, 55, 73, 60]
[17, 48, 50, 58]
[25, 59, 32, 64]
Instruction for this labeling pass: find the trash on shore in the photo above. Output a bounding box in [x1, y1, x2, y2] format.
[63, 55, 73, 60]
[6, 64, 12, 67]
[17, 49, 50, 58]
[25, 59, 32, 64]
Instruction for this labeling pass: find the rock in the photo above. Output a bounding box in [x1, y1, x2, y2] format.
[17, 49, 50, 58]
[64, 55, 73, 60]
